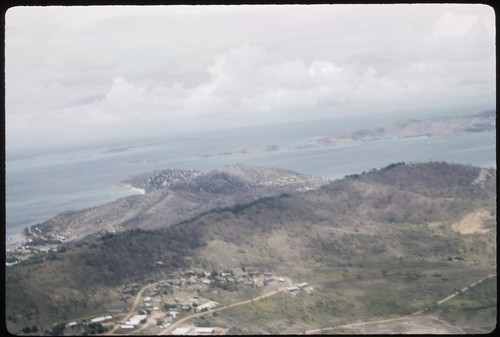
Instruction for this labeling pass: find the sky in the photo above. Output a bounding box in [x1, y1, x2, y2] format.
[5, 4, 496, 152]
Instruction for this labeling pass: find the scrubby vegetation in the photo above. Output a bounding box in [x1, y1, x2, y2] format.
[5, 162, 496, 333]
[6, 226, 205, 326]
[429, 276, 497, 333]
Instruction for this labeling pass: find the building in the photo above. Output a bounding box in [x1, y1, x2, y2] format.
[195, 327, 215, 335]
[90, 315, 112, 323]
[171, 327, 191, 335]
[195, 301, 218, 313]
[120, 324, 135, 329]
[124, 314, 148, 326]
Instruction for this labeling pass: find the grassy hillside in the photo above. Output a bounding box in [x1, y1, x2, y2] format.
[5, 162, 496, 333]
[6, 227, 204, 326]
[23, 164, 328, 243]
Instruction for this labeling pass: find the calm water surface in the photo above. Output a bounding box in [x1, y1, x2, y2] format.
[5, 120, 496, 243]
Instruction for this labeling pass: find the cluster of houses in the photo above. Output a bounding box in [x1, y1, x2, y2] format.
[140, 268, 283, 292]
[117, 269, 288, 330]
[127, 168, 203, 192]
[61, 268, 293, 335]
[258, 175, 299, 187]
[254, 173, 327, 192]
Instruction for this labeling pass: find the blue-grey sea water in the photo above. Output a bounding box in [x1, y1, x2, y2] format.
[5, 118, 496, 244]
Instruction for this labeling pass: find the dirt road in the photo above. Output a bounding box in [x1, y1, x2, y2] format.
[107, 282, 158, 335]
[108, 273, 495, 335]
[305, 273, 496, 335]
[157, 278, 293, 335]
[105, 277, 293, 335]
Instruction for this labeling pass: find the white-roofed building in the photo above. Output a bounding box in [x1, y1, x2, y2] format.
[124, 314, 148, 326]
[90, 315, 112, 324]
[120, 324, 135, 329]
[195, 327, 215, 335]
[171, 327, 191, 335]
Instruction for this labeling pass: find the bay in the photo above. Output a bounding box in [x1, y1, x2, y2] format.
[5, 120, 496, 244]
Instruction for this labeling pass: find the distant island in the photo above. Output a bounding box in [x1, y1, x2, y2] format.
[201, 110, 495, 158]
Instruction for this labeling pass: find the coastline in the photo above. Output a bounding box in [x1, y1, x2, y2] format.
[6, 183, 145, 253]
[5, 122, 495, 257]
[117, 183, 146, 195]
[6, 233, 26, 249]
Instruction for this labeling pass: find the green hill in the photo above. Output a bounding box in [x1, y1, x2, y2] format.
[5, 162, 496, 334]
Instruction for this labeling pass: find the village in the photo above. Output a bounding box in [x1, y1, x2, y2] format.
[60, 268, 313, 335]
[120, 168, 203, 193]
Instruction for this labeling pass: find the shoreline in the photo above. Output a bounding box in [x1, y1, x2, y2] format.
[5, 184, 145, 252]
[118, 183, 146, 195]
[6, 233, 26, 250]
[5, 125, 495, 255]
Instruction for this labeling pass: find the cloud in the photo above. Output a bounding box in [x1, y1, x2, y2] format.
[5, 5, 496, 151]
[431, 12, 479, 39]
[63, 77, 187, 128]
[34, 35, 495, 133]
[308, 61, 343, 77]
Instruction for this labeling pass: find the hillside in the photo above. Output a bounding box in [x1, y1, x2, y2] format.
[5, 162, 496, 334]
[20, 164, 328, 245]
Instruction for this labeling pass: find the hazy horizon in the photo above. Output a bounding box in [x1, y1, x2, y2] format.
[5, 4, 496, 152]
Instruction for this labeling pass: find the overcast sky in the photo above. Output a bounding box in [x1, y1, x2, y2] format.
[5, 4, 496, 151]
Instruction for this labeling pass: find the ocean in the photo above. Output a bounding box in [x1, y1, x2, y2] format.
[5, 118, 496, 244]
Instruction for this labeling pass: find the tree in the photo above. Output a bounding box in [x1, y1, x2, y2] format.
[50, 323, 66, 336]
[46, 250, 57, 261]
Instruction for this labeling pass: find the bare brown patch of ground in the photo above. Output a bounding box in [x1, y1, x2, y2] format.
[451, 208, 494, 234]
[472, 168, 490, 186]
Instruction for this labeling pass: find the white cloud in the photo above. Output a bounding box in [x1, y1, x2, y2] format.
[431, 12, 479, 39]
[5, 4, 496, 150]
[308, 61, 343, 77]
